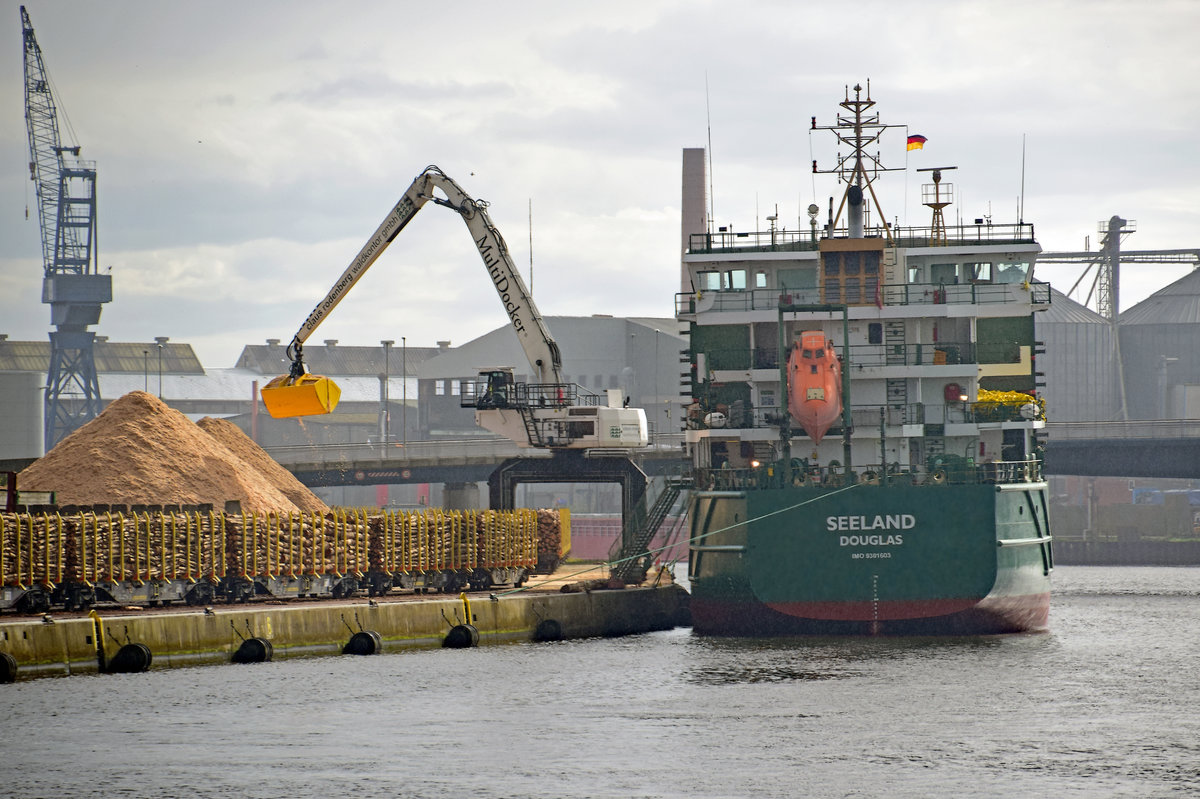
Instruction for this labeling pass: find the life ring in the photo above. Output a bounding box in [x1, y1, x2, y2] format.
[930, 468, 948, 485]
[861, 471, 880, 486]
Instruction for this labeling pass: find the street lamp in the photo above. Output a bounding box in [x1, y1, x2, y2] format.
[154, 336, 169, 399]
[381, 340, 393, 447]
[654, 329, 661, 436]
[401, 336, 407, 447]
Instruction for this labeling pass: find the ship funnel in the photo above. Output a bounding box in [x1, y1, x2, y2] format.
[847, 185, 864, 238]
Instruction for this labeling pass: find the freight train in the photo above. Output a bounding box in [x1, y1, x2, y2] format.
[0, 506, 560, 613]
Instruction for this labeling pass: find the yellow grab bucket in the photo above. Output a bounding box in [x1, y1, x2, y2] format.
[260, 373, 342, 418]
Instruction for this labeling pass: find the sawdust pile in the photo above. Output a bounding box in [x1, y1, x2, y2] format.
[19, 391, 307, 513]
[196, 416, 328, 513]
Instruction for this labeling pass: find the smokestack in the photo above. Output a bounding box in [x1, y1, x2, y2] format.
[847, 185, 864, 239]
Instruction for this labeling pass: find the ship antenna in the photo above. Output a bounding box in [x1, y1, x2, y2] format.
[811, 81, 905, 243]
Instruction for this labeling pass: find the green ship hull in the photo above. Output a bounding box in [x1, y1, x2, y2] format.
[688, 481, 1052, 635]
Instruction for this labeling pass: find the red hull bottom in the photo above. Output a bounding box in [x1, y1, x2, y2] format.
[690, 592, 1050, 636]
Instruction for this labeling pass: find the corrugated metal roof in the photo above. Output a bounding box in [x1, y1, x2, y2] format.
[417, 315, 682, 379]
[100, 370, 414, 404]
[234, 342, 442, 377]
[1041, 289, 1107, 324]
[0, 339, 204, 374]
[1120, 269, 1200, 325]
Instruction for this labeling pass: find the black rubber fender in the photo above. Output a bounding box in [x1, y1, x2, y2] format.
[533, 619, 563, 642]
[342, 630, 382, 655]
[232, 637, 273, 664]
[0, 652, 17, 683]
[107, 642, 152, 673]
[442, 624, 479, 649]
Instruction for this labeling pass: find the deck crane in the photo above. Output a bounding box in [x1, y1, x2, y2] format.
[261, 165, 647, 450]
[21, 6, 111, 452]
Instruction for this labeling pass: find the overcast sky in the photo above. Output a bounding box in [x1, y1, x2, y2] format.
[4, 1, 1199, 367]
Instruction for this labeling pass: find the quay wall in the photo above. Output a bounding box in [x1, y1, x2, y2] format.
[1, 584, 690, 681]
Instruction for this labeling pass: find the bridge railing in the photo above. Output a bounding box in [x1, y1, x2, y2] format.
[1045, 421, 1200, 440]
[266, 433, 687, 467]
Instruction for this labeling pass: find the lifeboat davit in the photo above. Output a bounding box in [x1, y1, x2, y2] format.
[787, 331, 843, 444]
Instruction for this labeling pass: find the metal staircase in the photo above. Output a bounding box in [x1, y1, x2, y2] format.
[609, 476, 690, 584]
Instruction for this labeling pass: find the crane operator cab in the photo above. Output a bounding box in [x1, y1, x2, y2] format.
[476, 368, 515, 409]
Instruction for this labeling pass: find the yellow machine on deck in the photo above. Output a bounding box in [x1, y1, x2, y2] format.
[260, 373, 342, 419]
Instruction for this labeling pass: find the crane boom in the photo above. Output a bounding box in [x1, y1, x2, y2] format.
[286, 165, 561, 384]
[21, 5, 111, 451]
[262, 166, 647, 450]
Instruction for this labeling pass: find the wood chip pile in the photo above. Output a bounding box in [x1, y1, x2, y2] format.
[18, 391, 308, 514]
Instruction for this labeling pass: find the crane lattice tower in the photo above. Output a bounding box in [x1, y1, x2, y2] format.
[22, 6, 111, 451]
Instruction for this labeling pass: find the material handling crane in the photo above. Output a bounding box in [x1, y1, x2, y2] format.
[21, 5, 111, 452]
[261, 165, 647, 450]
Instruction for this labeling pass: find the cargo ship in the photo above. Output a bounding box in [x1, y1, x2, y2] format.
[678, 83, 1053, 635]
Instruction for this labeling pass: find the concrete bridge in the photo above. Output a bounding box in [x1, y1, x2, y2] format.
[268, 424, 1200, 486]
[1043, 421, 1200, 479]
[268, 435, 687, 488]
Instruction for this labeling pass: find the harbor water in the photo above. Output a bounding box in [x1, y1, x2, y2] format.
[2, 565, 1198, 798]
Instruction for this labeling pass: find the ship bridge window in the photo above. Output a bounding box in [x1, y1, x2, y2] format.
[725, 269, 748, 290]
[930, 263, 959, 285]
[968, 262, 993, 282]
[697, 270, 721, 291]
[996, 261, 1032, 283]
[755, 270, 768, 288]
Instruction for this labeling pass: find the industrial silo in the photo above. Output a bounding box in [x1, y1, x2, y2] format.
[1037, 288, 1121, 422]
[1118, 270, 1200, 420]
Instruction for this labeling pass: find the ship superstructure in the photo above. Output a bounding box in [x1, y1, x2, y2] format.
[679, 84, 1053, 635]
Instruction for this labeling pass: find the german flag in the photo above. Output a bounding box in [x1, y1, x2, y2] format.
[906, 134, 927, 151]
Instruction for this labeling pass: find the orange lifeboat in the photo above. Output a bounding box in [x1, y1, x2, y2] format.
[787, 331, 843, 444]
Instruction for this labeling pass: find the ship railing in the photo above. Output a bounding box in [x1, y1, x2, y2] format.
[686, 222, 1036, 255]
[693, 458, 1044, 492]
[675, 280, 1051, 315]
[459, 380, 607, 410]
[691, 341, 984, 372]
[684, 402, 932, 431]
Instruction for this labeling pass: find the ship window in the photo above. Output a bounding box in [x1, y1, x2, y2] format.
[725, 269, 747, 290]
[435, 380, 445, 396]
[843, 252, 861, 276]
[868, 323, 883, 344]
[451, 379, 460, 396]
[811, 365, 818, 374]
[931, 263, 958, 284]
[803, 349, 814, 358]
[996, 261, 1031, 283]
[755, 270, 768, 288]
[815, 349, 825, 359]
[779, 268, 817, 289]
[697, 270, 721, 291]
[968, 262, 993, 282]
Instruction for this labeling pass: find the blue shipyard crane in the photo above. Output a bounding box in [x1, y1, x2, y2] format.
[21, 6, 111, 451]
